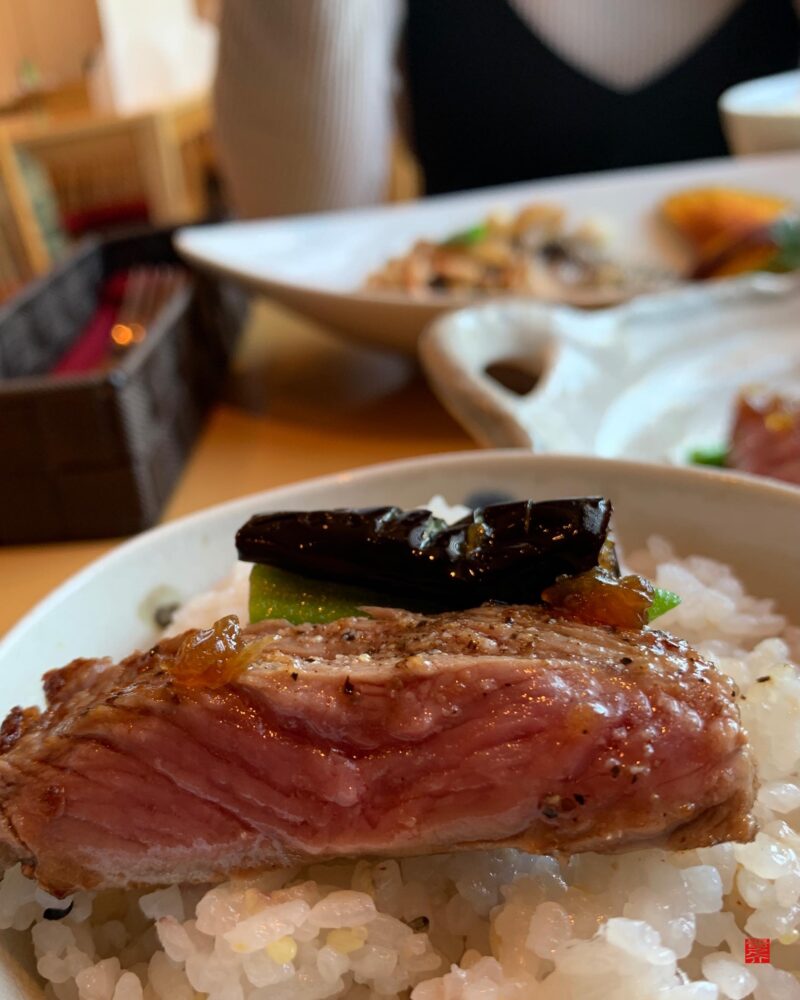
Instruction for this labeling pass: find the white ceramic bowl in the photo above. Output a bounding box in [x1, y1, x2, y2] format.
[720, 69, 800, 155]
[2, 450, 800, 998]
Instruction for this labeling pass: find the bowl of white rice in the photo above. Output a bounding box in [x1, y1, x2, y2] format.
[1, 451, 799, 1000]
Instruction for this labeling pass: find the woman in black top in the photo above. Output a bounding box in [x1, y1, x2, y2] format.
[214, 0, 800, 216]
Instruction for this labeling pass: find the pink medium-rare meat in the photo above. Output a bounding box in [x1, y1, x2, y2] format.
[729, 393, 800, 486]
[0, 604, 755, 895]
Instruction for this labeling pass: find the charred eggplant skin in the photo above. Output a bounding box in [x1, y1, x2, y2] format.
[236, 498, 611, 609]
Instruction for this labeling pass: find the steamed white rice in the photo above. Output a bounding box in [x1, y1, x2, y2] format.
[2, 498, 799, 1000]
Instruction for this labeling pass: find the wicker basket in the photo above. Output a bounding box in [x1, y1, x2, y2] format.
[0, 228, 246, 544]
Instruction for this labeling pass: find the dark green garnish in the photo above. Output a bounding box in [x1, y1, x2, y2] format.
[688, 444, 729, 467]
[768, 216, 800, 272]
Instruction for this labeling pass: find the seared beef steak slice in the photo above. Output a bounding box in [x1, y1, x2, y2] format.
[0, 604, 755, 894]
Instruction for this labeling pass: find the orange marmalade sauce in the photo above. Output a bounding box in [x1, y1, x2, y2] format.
[542, 567, 654, 630]
[166, 615, 252, 690]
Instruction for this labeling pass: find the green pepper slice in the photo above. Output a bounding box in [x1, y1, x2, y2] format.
[647, 587, 681, 622]
[249, 564, 388, 625]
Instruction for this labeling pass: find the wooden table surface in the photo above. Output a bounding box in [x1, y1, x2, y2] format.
[0, 301, 473, 638]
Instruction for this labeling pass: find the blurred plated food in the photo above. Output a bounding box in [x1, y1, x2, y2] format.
[364, 202, 675, 308]
[175, 150, 800, 353]
[367, 186, 799, 301]
[661, 186, 800, 279]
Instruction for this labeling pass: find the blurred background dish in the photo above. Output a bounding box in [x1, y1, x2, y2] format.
[720, 69, 800, 155]
[419, 274, 800, 480]
[174, 150, 800, 353]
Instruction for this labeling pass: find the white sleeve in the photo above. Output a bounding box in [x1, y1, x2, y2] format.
[213, 0, 403, 218]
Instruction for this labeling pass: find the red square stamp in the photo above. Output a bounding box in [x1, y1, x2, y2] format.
[744, 938, 771, 964]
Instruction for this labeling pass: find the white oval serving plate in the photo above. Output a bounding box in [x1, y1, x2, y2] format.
[420, 275, 800, 465]
[2, 450, 800, 998]
[174, 152, 800, 354]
